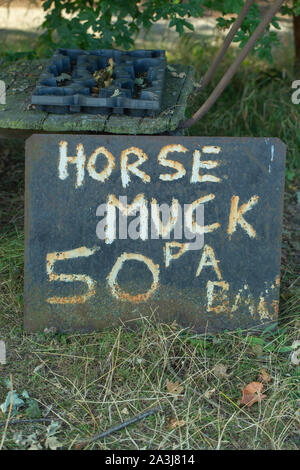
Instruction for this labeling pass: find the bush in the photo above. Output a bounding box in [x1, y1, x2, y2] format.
[39, 0, 281, 61]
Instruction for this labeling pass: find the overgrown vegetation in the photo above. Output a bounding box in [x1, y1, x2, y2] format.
[38, 0, 281, 60]
[0, 6, 299, 451]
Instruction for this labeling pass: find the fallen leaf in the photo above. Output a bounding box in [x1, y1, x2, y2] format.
[291, 350, 300, 365]
[240, 382, 266, 407]
[110, 88, 120, 97]
[56, 73, 71, 83]
[46, 421, 61, 437]
[45, 436, 63, 450]
[168, 418, 186, 430]
[204, 388, 215, 399]
[0, 340, 6, 365]
[258, 368, 271, 383]
[166, 379, 184, 395]
[213, 364, 229, 379]
[0, 390, 24, 415]
[290, 340, 300, 365]
[28, 444, 42, 450]
[251, 344, 264, 357]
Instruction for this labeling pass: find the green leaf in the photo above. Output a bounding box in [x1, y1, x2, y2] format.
[25, 400, 42, 419]
[248, 336, 266, 346]
[0, 391, 24, 415]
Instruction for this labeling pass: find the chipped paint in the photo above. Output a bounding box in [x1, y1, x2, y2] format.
[196, 245, 222, 279]
[190, 150, 221, 183]
[87, 146, 115, 182]
[206, 280, 229, 313]
[105, 193, 148, 244]
[202, 146, 221, 154]
[164, 241, 189, 268]
[25, 135, 286, 333]
[257, 296, 270, 320]
[151, 198, 180, 238]
[158, 144, 187, 181]
[58, 141, 86, 188]
[120, 147, 150, 188]
[107, 252, 159, 303]
[46, 246, 98, 304]
[227, 195, 259, 239]
[185, 194, 220, 235]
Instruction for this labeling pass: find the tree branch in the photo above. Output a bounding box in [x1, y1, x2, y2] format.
[181, 0, 284, 129]
[200, 0, 255, 90]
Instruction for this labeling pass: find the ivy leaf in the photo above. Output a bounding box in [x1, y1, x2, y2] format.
[47, 421, 61, 437]
[25, 399, 42, 419]
[0, 390, 24, 415]
[45, 436, 63, 450]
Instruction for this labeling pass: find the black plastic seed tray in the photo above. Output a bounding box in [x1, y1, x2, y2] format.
[31, 48, 166, 116]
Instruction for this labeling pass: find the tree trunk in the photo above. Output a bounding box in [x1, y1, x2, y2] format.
[293, 12, 300, 75]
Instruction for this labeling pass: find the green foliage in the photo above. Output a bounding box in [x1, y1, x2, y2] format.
[39, 0, 282, 61]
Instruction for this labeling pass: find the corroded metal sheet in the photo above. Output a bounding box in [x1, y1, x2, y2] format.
[24, 135, 286, 333]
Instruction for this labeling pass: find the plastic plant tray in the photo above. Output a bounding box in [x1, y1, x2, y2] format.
[31, 48, 166, 116]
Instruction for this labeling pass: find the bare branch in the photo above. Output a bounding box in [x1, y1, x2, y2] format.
[181, 0, 284, 129]
[201, 0, 255, 90]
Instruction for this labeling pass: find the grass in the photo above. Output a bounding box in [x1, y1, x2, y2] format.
[0, 28, 299, 450]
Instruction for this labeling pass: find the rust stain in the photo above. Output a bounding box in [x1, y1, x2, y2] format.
[271, 300, 279, 317]
[257, 296, 270, 320]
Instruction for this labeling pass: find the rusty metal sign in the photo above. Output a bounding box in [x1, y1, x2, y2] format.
[24, 135, 286, 333]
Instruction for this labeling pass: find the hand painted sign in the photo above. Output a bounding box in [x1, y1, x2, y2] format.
[24, 135, 286, 333]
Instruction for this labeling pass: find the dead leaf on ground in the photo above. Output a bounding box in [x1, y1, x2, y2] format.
[240, 382, 266, 407]
[167, 418, 186, 430]
[166, 379, 184, 395]
[258, 368, 271, 383]
[251, 344, 264, 357]
[291, 340, 300, 365]
[45, 435, 63, 450]
[204, 388, 215, 399]
[213, 364, 229, 379]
